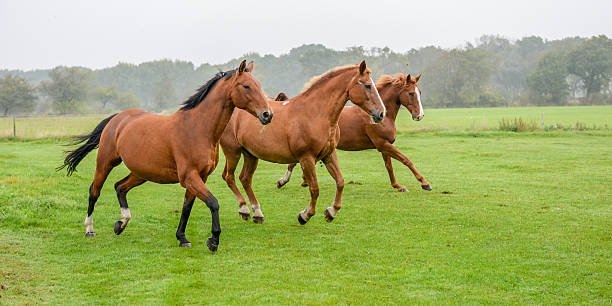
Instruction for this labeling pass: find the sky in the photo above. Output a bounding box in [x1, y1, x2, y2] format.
[1, 0, 610, 71]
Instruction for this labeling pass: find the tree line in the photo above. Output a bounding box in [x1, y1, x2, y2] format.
[1, 34, 611, 115]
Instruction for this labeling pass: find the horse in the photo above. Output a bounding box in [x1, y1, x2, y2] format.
[220, 61, 385, 225]
[57, 60, 272, 252]
[276, 73, 432, 192]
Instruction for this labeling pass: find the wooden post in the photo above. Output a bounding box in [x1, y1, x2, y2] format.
[541, 112, 544, 130]
[13, 116, 16, 138]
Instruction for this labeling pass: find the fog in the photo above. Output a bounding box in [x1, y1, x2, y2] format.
[1, 0, 610, 70]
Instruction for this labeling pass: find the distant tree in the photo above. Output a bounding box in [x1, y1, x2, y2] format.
[116, 93, 141, 110]
[526, 52, 569, 105]
[39, 66, 94, 114]
[93, 85, 119, 109]
[567, 35, 612, 102]
[151, 72, 177, 112]
[424, 48, 500, 107]
[0, 74, 37, 115]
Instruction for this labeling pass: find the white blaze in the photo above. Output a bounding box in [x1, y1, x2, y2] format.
[415, 86, 424, 118]
[370, 76, 386, 115]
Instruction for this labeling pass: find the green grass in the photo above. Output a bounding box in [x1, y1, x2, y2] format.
[2, 105, 611, 138]
[1, 130, 611, 304]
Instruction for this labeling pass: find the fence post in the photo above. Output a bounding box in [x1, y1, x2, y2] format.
[13, 116, 16, 138]
[541, 112, 544, 130]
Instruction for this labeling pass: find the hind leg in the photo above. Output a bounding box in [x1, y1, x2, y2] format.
[176, 190, 196, 247]
[85, 157, 121, 236]
[239, 151, 264, 224]
[277, 163, 297, 188]
[113, 173, 146, 235]
[322, 151, 344, 222]
[221, 147, 250, 221]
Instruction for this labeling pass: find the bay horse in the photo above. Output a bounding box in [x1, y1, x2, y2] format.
[276, 73, 432, 192]
[220, 61, 385, 225]
[57, 60, 272, 252]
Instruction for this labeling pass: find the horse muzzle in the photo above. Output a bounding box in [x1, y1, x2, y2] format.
[412, 114, 424, 121]
[371, 110, 385, 124]
[258, 110, 273, 125]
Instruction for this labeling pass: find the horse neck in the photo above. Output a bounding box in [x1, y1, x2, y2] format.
[379, 84, 401, 122]
[177, 83, 234, 143]
[297, 69, 355, 126]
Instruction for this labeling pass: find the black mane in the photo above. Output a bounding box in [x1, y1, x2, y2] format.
[180, 68, 237, 111]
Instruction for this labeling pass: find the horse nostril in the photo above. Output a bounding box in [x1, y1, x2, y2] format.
[262, 111, 270, 118]
[378, 110, 384, 118]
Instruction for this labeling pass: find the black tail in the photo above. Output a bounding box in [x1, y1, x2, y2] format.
[57, 113, 118, 176]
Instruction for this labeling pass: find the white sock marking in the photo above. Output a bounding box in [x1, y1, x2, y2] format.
[279, 169, 292, 184]
[84, 215, 94, 233]
[120, 207, 131, 227]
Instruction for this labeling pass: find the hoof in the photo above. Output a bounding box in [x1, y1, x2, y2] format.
[239, 212, 251, 222]
[421, 184, 433, 191]
[398, 187, 410, 192]
[297, 213, 308, 225]
[85, 232, 96, 237]
[324, 208, 335, 223]
[179, 242, 192, 248]
[113, 221, 125, 235]
[301, 182, 308, 187]
[253, 216, 264, 224]
[206, 237, 218, 253]
[276, 180, 286, 189]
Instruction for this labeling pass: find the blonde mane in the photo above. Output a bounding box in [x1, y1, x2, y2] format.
[376, 73, 409, 91]
[299, 65, 359, 94]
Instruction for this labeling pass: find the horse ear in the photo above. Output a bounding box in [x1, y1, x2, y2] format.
[247, 61, 254, 73]
[238, 60, 247, 75]
[275, 92, 288, 101]
[406, 74, 412, 84]
[415, 74, 421, 83]
[359, 60, 367, 75]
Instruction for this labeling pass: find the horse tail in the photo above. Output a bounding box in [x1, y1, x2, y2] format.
[57, 113, 118, 176]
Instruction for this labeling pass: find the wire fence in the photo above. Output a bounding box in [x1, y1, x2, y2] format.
[0, 114, 109, 138]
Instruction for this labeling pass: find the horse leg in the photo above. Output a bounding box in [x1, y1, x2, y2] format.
[322, 151, 344, 222]
[176, 190, 196, 247]
[182, 171, 221, 253]
[84, 156, 121, 236]
[378, 142, 432, 191]
[239, 151, 264, 224]
[113, 173, 146, 235]
[276, 163, 297, 188]
[297, 156, 318, 225]
[221, 150, 250, 221]
[382, 153, 409, 192]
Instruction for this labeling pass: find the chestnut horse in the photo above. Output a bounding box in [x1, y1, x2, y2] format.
[57, 60, 272, 252]
[277, 73, 432, 192]
[220, 61, 385, 225]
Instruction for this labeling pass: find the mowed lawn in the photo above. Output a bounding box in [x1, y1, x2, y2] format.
[0, 129, 610, 304]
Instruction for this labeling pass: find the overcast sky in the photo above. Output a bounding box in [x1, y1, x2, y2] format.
[1, 0, 610, 71]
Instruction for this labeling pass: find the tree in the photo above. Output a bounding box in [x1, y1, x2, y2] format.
[0, 74, 37, 115]
[526, 52, 569, 105]
[39, 66, 94, 114]
[567, 35, 612, 102]
[93, 85, 119, 109]
[151, 72, 177, 112]
[116, 93, 141, 110]
[423, 48, 500, 107]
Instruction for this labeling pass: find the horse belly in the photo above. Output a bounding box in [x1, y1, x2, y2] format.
[116, 117, 179, 184]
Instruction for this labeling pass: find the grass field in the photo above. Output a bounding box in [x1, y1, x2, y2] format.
[0, 107, 611, 304]
[1, 105, 611, 138]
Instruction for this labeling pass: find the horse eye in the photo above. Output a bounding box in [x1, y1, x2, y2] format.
[364, 84, 371, 89]
[242, 85, 250, 90]
[409, 92, 414, 96]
